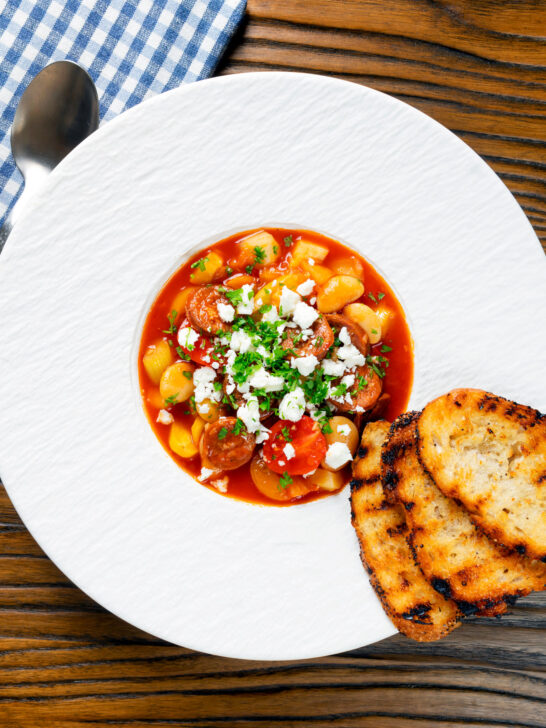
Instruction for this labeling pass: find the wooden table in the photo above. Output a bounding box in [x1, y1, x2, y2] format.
[1, 2, 545, 725]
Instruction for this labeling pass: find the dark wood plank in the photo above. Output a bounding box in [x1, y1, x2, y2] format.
[1, 1, 545, 726]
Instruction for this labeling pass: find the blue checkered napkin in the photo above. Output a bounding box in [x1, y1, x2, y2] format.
[0, 0, 246, 226]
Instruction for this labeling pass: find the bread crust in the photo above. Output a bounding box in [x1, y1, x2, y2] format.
[417, 389, 546, 561]
[350, 421, 460, 641]
[383, 413, 546, 615]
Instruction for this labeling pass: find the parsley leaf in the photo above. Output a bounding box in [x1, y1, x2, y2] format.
[279, 471, 293, 489]
[368, 292, 377, 303]
[253, 246, 266, 265]
[381, 344, 392, 353]
[175, 346, 190, 361]
[162, 310, 178, 336]
[377, 292, 385, 300]
[284, 235, 293, 247]
[217, 427, 228, 440]
[164, 394, 179, 406]
[321, 420, 333, 434]
[245, 264, 254, 275]
[183, 370, 193, 379]
[281, 426, 292, 442]
[190, 257, 209, 272]
[233, 419, 246, 435]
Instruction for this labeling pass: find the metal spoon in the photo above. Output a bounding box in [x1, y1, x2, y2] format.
[0, 60, 99, 251]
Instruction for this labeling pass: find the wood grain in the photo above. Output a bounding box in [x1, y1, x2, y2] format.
[1, 1, 545, 725]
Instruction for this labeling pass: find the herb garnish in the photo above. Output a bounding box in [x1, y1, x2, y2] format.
[284, 235, 293, 247]
[217, 427, 228, 440]
[190, 257, 209, 272]
[279, 471, 293, 489]
[162, 310, 178, 336]
[254, 246, 266, 265]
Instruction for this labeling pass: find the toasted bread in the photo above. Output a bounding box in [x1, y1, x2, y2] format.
[383, 412, 546, 616]
[350, 421, 460, 641]
[417, 389, 546, 561]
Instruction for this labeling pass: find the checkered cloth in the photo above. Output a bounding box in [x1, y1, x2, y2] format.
[0, 0, 246, 226]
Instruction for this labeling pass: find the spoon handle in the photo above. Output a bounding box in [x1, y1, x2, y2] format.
[0, 217, 12, 253]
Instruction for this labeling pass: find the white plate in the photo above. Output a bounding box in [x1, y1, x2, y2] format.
[0, 73, 544, 660]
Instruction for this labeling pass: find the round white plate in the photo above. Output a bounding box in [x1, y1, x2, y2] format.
[0, 73, 544, 660]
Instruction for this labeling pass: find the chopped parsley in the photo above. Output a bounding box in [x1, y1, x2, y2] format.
[281, 425, 292, 442]
[284, 235, 293, 247]
[226, 266, 233, 275]
[162, 310, 178, 336]
[217, 427, 228, 440]
[224, 288, 244, 306]
[273, 245, 279, 254]
[232, 419, 245, 436]
[245, 264, 254, 275]
[321, 420, 333, 434]
[190, 257, 208, 272]
[259, 303, 273, 314]
[164, 394, 179, 406]
[331, 383, 348, 397]
[253, 246, 266, 264]
[183, 370, 193, 380]
[357, 375, 368, 391]
[368, 292, 377, 303]
[176, 346, 190, 361]
[279, 471, 293, 489]
[315, 336, 324, 349]
[377, 292, 385, 300]
[381, 344, 392, 353]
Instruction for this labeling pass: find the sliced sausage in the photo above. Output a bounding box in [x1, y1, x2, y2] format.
[328, 363, 383, 414]
[325, 313, 369, 356]
[281, 315, 333, 360]
[186, 286, 232, 335]
[200, 417, 256, 470]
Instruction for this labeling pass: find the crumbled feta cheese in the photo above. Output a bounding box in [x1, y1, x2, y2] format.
[193, 366, 221, 403]
[256, 427, 271, 445]
[211, 476, 229, 493]
[211, 361, 220, 369]
[291, 354, 319, 377]
[278, 387, 306, 422]
[337, 344, 365, 369]
[322, 359, 346, 377]
[310, 297, 316, 305]
[303, 469, 317, 478]
[248, 367, 285, 392]
[324, 442, 353, 469]
[278, 460, 285, 467]
[237, 398, 261, 433]
[296, 279, 315, 297]
[262, 306, 279, 323]
[337, 423, 351, 436]
[198, 467, 215, 482]
[339, 327, 352, 346]
[283, 443, 296, 460]
[225, 379, 236, 395]
[217, 301, 235, 322]
[229, 329, 252, 353]
[177, 326, 199, 349]
[237, 284, 255, 315]
[292, 301, 319, 330]
[279, 286, 301, 316]
[341, 374, 355, 389]
[156, 409, 174, 425]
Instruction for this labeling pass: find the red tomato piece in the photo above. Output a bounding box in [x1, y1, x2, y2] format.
[177, 324, 220, 367]
[263, 416, 327, 475]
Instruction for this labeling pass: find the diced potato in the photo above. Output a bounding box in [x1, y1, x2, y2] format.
[238, 231, 280, 267]
[159, 362, 195, 405]
[322, 416, 359, 471]
[331, 256, 364, 279]
[191, 416, 205, 447]
[317, 275, 364, 313]
[169, 421, 198, 458]
[302, 261, 333, 285]
[376, 307, 393, 337]
[189, 250, 224, 284]
[307, 468, 344, 492]
[344, 303, 382, 344]
[259, 266, 285, 282]
[143, 339, 174, 385]
[196, 398, 221, 423]
[291, 240, 329, 265]
[170, 287, 196, 319]
[225, 274, 255, 289]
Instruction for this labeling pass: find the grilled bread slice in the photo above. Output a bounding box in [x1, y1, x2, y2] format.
[383, 412, 546, 616]
[351, 421, 460, 641]
[418, 389, 546, 561]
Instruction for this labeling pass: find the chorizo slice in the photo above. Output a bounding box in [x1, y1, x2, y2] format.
[281, 315, 333, 360]
[186, 286, 232, 335]
[325, 313, 369, 355]
[200, 417, 256, 470]
[328, 363, 383, 414]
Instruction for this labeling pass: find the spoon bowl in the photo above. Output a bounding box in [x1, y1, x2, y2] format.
[0, 60, 99, 246]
